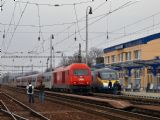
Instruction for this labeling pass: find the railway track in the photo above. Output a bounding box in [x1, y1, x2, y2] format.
[2, 86, 160, 120]
[0, 99, 16, 120]
[93, 93, 160, 105]
[45, 91, 160, 120]
[0, 92, 50, 120]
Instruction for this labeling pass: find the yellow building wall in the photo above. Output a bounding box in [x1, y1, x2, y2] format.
[141, 38, 160, 60]
[104, 38, 160, 90]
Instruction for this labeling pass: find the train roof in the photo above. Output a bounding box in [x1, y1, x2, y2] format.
[92, 67, 116, 72]
[54, 63, 90, 72]
[16, 73, 39, 79]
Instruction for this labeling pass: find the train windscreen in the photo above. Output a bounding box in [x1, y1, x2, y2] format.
[100, 71, 117, 80]
[74, 69, 89, 76]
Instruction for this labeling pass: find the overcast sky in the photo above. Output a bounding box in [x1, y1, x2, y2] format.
[0, 0, 160, 73]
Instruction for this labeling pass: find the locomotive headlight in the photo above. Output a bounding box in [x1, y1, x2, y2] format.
[103, 83, 108, 88]
[74, 82, 76, 84]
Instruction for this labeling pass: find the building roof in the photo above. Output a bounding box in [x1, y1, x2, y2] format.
[104, 33, 160, 53]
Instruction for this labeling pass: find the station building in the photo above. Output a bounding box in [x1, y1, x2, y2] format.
[103, 33, 160, 91]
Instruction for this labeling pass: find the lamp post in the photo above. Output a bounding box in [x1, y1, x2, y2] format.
[86, 6, 92, 65]
[50, 34, 54, 71]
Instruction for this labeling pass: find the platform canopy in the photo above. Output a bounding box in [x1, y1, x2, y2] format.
[110, 61, 144, 70]
[133, 58, 160, 66]
[93, 58, 160, 71]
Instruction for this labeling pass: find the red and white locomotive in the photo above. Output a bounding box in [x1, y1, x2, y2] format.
[15, 63, 92, 93]
[53, 63, 92, 92]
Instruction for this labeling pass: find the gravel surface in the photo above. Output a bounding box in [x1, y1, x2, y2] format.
[1, 86, 109, 120]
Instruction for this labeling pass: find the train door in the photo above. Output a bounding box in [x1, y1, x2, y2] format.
[62, 71, 65, 84]
[46, 72, 52, 89]
[54, 72, 57, 84]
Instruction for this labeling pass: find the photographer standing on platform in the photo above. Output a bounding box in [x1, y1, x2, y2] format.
[26, 81, 34, 103]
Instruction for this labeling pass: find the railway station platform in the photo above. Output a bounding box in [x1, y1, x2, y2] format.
[122, 91, 160, 99]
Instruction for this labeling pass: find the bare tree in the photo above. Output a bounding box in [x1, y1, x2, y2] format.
[88, 47, 103, 66]
[58, 47, 103, 67]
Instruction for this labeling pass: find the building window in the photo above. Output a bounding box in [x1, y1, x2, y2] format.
[118, 53, 123, 62]
[111, 55, 116, 63]
[105, 56, 110, 64]
[134, 50, 141, 60]
[126, 52, 131, 61]
[118, 72, 124, 78]
[135, 69, 141, 79]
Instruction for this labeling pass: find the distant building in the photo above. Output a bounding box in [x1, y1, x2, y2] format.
[96, 57, 104, 64]
[103, 33, 160, 90]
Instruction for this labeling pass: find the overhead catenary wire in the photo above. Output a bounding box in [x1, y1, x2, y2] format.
[4, 19, 159, 57]
[3, 0, 107, 55]
[1, 2, 17, 52]
[53, 1, 137, 47]
[0, 0, 150, 69]
[73, 4, 84, 41]
[1, 1, 138, 56]
[36, 4, 45, 52]
[14, 0, 94, 7]
[0, 1, 139, 29]
[54, 0, 109, 40]
[91, 22, 160, 49]
[5, 2, 28, 53]
[52, 1, 146, 54]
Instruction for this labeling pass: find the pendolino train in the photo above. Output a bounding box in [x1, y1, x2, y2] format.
[9, 63, 92, 93]
[91, 67, 120, 93]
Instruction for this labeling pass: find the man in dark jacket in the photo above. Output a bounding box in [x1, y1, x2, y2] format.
[38, 80, 45, 103]
[108, 80, 112, 89]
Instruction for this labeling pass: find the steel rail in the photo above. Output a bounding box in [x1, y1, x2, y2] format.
[46, 94, 128, 120]
[93, 93, 160, 105]
[46, 93, 160, 120]
[0, 100, 17, 120]
[3, 86, 160, 120]
[3, 92, 50, 120]
[0, 108, 29, 120]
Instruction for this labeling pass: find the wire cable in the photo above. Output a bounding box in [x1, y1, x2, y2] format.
[5, 2, 28, 53]
[73, 4, 84, 41]
[14, 0, 94, 7]
[1, 2, 17, 52]
[54, 1, 137, 47]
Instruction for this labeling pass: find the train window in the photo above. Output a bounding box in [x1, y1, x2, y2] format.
[48, 76, 51, 81]
[33, 78, 36, 82]
[100, 71, 117, 80]
[74, 69, 88, 76]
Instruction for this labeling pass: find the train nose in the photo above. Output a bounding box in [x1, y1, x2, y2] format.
[78, 76, 84, 81]
[103, 82, 108, 88]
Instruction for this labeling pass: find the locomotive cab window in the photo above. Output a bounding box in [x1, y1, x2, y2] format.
[74, 69, 89, 76]
[100, 71, 117, 80]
